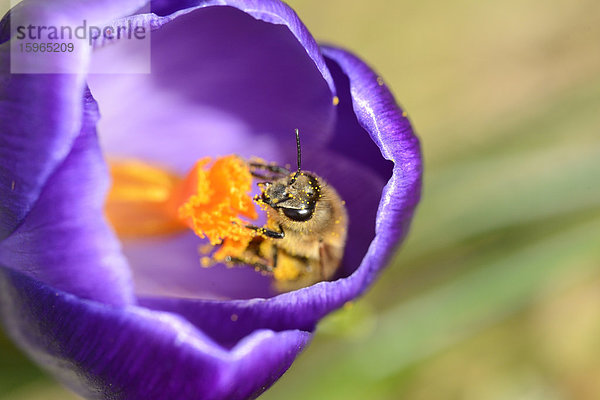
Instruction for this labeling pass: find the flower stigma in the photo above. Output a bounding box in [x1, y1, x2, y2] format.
[106, 155, 303, 283]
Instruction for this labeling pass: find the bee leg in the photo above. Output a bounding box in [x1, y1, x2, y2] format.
[272, 244, 279, 269]
[246, 224, 285, 239]
[250, 172, 275, 181]
[224, 256, 273, 273]
[248, 162, 290, 175]
[249, 163, 290, 180]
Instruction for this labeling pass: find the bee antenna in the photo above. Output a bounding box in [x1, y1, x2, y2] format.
[290, 128, 302, 184]
[295, 128, 302, 173]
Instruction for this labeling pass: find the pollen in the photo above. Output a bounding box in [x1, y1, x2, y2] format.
[173, 155, 258, 260]
[273, 255, 302, 281]
[106, 155, 258, 262]
[200, 256, 214, 268]
[332, 96, 340, 106]
[199, 243, 214, 255]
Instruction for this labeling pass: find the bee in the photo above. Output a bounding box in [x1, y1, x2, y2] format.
[227, 129, 348, 291]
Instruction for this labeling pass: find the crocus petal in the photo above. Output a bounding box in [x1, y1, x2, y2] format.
[148, 0, 336, 95]
[0, 266, 310, 400]
[0, 45, 85, 240]
[0, 92, 134, 305]
[0, 0, 146, 239]
[123, 231, 275, 300]
[321, 45, 422, 263]
[141, 44, 422, 344]
[87, 5, 336, 174]
[322, 55, 394, 181]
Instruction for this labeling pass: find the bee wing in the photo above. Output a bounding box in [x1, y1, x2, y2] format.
[319, 242, 344, 280]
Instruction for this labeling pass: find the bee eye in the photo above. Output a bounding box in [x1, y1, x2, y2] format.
[282, 207, 313, 222]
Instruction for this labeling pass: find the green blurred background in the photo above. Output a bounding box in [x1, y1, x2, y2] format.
[1, 0, 599, 399]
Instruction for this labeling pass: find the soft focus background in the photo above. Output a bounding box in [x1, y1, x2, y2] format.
[1, 0, 599, 399]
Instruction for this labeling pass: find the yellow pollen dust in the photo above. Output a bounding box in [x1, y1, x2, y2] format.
[106, 156, 258, 262]
[273, 255, 303, 281]
[173, 155, 258, 261]
[106, 155, 304, 283]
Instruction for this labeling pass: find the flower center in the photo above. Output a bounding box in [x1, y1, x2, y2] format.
[106, 155, 322, 288]
[105, 159, 186, 237]
[106, 154, 258, 252]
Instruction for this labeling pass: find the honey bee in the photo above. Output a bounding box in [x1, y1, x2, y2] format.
[227, 129, 348, 290]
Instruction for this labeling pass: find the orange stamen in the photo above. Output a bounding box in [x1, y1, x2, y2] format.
[172, 155, 258, 260]
[106, 155, 261, 265]
[105, 160, 187, 237]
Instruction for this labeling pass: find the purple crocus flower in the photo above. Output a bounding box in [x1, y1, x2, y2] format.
[0, 0, 421, 399]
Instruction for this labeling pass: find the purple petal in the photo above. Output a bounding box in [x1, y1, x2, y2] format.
[148, 0, 336, 95]
[124, 231, 276, 300]
[321, 45, 422, 256]
[0, 267, 310, 400]
[323, 56, 394, 181]
[0, 0, 148, 239]
[141, 45, 422, 344]
[87, 5, 336, 174]
[0, 48, 85, 240]
[0, 92, 134, 305]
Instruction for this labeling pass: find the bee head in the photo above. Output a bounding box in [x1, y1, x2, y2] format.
[258, 128, 321, 222]
[260, 173, 321, 222]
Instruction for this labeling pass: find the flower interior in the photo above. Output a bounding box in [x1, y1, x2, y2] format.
[84, 6, 391, 301]
[106, 152, 339, 291]
[107, 156, 260, 271]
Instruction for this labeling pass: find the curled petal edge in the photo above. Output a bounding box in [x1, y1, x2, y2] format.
[0, 265, 311, 400]
[0, 0, 152, 239]
[150, 0, 336, 95]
